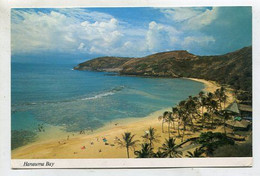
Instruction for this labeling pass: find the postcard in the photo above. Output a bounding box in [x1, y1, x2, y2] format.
[7, 5, 253, 168]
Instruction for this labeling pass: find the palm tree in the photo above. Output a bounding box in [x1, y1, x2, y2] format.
[173, 107, 182, 137]
[222, 93, 228, 109]
[217, 110, 233, 134]
[117, 132, 139, 158]
[211, 100, 218, 126]
[134, 143, 152, 158]
[172, 107, 179, 130]
[198, 91, 205, 113]
[220, 86, 225, 93]
[201, 97, 207, 115]
[167, 112, 174, 137]
[177, 101, 189, 142]
[142, 127, 159, 149]
[192, 96, 200, 105]
[202, 112, 210, 128]
[159, 111, 173, 136]
[181, 114, 188, 142]
[197, 132, 234, 157]
[199, 91, 204, 99]
[179, 100, 186, 107]
[207, 92, 214, 101]
[160, 137, 182, 158]
[186, 147, 205, 157]
[206, 99, 218, 128]
[158, 111, 169, 133]
[186, 97, 199, 132]
[215, 87, 227, 110]
[154, 150, 164, 158]
[215, 89, 222, 110]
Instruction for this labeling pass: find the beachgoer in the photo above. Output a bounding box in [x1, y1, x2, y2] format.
[103, 138, 107, 142]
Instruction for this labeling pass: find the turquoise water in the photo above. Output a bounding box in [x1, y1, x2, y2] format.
[11, 62, 204, 132]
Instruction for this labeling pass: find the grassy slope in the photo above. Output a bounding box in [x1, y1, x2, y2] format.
[75, 46, 252, 92]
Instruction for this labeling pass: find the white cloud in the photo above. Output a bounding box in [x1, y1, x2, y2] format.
[182, 36, 216, 48]
[57, 8, 114, 22]
[11, 10, 80, 54]
[157, 7, 219, 54]
[186, 7, 219, 30]
[78, 18, 125, 53]
[161, 7, 219, 30]
[78, 42, 85, 50]
[11, 8, 218, 57]
[12, 7, 238, 57]
[160, 8, 204, 22]
[11, 9, 147, 56]
[12, 10, 126, 55]
[145, 21, 180, 52]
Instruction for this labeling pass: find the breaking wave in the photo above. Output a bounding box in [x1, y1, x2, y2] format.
[81, 86, 124, 100]
[81, 92, 115, 100]
[12, 86, 125, 112]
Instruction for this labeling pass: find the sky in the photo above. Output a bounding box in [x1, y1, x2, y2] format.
[11, 7, 252, 63]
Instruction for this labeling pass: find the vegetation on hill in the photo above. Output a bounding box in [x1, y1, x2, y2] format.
[74, 56, 132, 71]
[75, 46, 252, 92]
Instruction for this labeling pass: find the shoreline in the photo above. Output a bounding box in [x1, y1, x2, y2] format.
[184, 77, 220, 93]
[11, 78, 229, 159]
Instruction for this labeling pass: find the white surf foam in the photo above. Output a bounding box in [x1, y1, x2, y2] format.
[81, 92, 115, 100]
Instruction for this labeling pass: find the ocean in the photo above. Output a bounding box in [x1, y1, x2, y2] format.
[11, 62, 204, 133]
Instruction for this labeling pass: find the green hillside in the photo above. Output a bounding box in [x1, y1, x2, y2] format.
[74, 46, 252, 92]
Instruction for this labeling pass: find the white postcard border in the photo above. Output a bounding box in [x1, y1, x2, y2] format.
[11, 158, 252, 169]
[0, 0, 259, 171]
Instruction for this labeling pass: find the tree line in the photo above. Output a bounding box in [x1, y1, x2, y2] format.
[116, 87, 237, 158]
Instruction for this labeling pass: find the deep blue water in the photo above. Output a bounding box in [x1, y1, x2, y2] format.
[11, 62, 204, 132]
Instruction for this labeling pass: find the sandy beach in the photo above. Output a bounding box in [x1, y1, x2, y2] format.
[12, 78, 235, 159]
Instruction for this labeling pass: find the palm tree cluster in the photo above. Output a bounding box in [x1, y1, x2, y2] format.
[159, 87, 231, 140]
[214, 87, 228, 110]
[117, 128, 183, 158]
[117, 87, 233, 158]
[117, 127, 233, 158]
[196, 131, 234, 156]
[136, 128, 183, 158]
